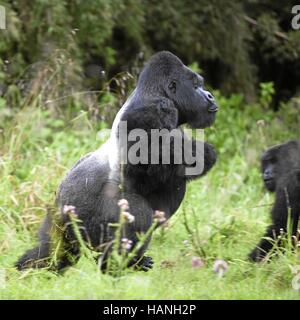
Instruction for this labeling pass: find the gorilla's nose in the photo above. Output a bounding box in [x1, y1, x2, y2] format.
[263, 169, 273, 181]
[203, 90, 218, 113]
[197, 87, 218, 113]
[204, 90, 215, 103]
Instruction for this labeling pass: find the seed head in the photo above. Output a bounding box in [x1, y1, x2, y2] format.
[121, 238, 133, 251]
[62, 205, 77, 217]
[118, 199, 129, 211]
[122, 211, 135, 223]
[154, 210, 166, 223]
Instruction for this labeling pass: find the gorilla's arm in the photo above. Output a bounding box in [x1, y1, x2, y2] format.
[183, 139, 217, 181]
[249, 172, 300, 262]
[122, 97, 179, 186]
[249, 190, 288, 262]
[122, 98, 216, 185]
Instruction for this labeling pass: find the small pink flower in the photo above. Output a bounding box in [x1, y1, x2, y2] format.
[213, 259, 228, 277]
[62, 205, 77, 216]
[118, 199, 129, 211]
[191, 256, 204, 269]
[122, 211, 135, 223]
[121, 238, 133, 251]
[154, 210, 166, 223]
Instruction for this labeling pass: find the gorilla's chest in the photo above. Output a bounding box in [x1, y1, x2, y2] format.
[146, 180, 186, 218]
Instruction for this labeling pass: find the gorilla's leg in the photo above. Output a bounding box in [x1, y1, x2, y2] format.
[55, 249, 80, 271]
[97, 191, 154, 272]
[16, 215, 52, 270]
[16, 214, 80, 271]
[123, 194, 155, 271]
[97, 233, 153, 272]
[16, 245, 50, 270]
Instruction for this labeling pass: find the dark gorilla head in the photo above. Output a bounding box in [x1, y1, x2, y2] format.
[261, 140, 300, 192]
[137, 51, 218, 129]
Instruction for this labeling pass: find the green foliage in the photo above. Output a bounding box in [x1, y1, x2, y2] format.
[259, 82, 275, 109]
[188, 62, 203, 74]
[1, 0, 300, 106]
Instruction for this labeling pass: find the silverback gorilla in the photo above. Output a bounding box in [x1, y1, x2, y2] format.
[249, 140, 300, 262]
[16, 51, 218, 271]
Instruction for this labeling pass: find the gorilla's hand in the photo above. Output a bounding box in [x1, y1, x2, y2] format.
[204, 142, 217, 174]
[134, 255, 154, 272]
[182, 140, 217, 180]
[248, 247, 266, 262]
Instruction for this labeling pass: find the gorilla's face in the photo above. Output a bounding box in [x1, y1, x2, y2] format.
[137, 51, 218, 129]
[261, 141, 300, 192]
[261, 157, 277, 192]
[167, 65, 218, 129]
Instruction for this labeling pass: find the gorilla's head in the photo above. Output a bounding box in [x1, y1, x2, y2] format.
[137, 51, 218, 129]
[261, 140, 300, 192]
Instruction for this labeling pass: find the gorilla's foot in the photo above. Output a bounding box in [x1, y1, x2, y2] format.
[135, 255, 154, 272]
[16, 246, 50, 270]
[248, 247, 268, 263]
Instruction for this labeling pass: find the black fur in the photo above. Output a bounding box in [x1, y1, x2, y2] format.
[16, 51, 218, 271]
[249, 140, 300, 262]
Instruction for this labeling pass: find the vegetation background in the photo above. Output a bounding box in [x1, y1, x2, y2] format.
[0, 0, 300, 299]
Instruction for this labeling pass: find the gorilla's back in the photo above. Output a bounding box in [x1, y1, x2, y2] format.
[56, 147, 111, 216]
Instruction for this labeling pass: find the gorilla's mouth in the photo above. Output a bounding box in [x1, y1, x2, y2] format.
[263, 178, 275, 190]
[207, 109, 217, 121]
[208, 104, 218, 113]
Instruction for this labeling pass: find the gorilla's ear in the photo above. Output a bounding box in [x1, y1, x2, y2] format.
[168, 80, 177, 94]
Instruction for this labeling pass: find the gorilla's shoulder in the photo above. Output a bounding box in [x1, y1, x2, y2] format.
[121, 96, 178, 130]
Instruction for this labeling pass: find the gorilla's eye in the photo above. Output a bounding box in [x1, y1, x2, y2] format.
[168, 81, 176, 93]
[267, 157, 276, 164]
[193, 78, 203, 89]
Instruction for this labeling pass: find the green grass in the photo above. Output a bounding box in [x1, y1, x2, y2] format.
[0, 92, 300, 300]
